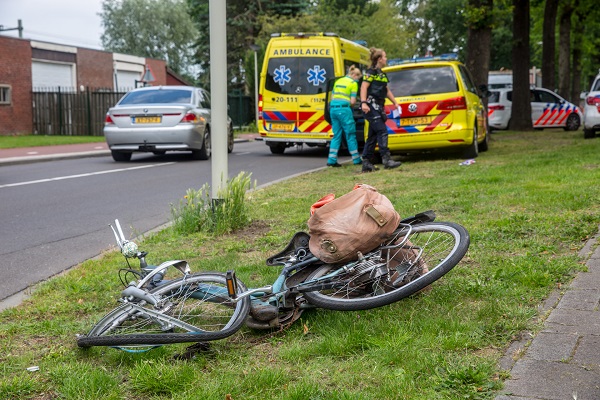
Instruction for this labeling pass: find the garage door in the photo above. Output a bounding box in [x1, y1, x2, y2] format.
[115, 70, 143, 91]
[32, 61, 75, 90]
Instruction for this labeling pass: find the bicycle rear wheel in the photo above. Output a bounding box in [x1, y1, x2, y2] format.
[77, 272, 250, 348]
[302, 222, 469, 311]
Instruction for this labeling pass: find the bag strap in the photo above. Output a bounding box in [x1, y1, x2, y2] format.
[365, 205, 388, 227]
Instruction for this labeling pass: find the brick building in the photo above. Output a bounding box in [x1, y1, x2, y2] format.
[0, 35, 184, 136]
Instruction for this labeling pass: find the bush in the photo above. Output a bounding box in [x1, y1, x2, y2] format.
[170, 171, 254, 235]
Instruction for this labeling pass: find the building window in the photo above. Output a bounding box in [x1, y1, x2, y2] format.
[0, 85, 11, 105]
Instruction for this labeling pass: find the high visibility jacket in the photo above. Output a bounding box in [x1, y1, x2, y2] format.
[331, 76, 358, 105]
[363, 67, 389, 101]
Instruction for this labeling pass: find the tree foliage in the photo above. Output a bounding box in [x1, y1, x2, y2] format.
[99, 0, 600, 101]
[187, 0, 314, 91]
[100, 0, 198, 78]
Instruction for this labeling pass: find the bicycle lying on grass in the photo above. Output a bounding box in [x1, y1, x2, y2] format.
[77, 212, 469, 350]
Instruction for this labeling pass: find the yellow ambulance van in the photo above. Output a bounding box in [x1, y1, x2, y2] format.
[258, 33, 369, 154]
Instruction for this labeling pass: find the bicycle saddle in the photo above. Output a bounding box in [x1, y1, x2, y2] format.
[266, 231, 311, 266]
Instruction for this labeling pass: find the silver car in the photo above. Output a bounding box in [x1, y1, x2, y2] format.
[103, 86, 234, 161]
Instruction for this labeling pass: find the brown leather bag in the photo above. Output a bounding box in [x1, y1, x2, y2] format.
[307, 184, 400, 264]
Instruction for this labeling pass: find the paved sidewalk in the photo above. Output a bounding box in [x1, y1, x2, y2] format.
[0, 142, 110, 165]
[495, 228, 600, 400]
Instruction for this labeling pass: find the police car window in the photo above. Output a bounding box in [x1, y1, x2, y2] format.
[387, 66, 458, 96]
[536, 90, 559, 103]
[593, 78, 600, 91]
[489, 91, 500, 103]
[265, 57, 335, 95]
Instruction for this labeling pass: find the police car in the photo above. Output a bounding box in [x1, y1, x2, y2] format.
[382, 54, 489, 159]
[581, 70, 600, 139]
[488, 87, 581, 131]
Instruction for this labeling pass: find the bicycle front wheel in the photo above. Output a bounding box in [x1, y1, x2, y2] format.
[77, 272, 250, 348]
[302, 222, 469, 311]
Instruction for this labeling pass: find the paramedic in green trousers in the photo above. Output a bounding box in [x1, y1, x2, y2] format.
[327, 65, 363, 167]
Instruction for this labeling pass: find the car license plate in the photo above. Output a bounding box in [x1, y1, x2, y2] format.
[270, 122, 294, 131]
[400, 116, 433, 126]
[134, 116, 161, 124]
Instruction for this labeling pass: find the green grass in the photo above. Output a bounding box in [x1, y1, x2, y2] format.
[1, 129, 599, 399]
[0, 135, 105, 149]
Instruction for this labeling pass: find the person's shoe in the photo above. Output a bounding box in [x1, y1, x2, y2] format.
[382, 155, 401, 169]
[327, 162, 342, 167]
[361, 159, 376, 172]
[353, 159, 363, 165]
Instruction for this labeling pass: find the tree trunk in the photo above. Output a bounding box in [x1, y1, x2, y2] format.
[571, 19, 583, 104]
[570, 2, 583, 104]
[509, 0, 532, 131]
[465, 0, 493, 101]
[558, 3, 573, 100]
[541, 0, 559, 91]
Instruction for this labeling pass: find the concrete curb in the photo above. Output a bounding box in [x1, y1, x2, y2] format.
[0, 137, 254, 166]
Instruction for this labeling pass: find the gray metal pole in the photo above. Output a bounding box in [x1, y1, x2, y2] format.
[254, 50, 259, 127]
[209, 0, 228, 199]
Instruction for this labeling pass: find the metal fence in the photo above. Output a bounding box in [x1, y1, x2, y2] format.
[31, 87, 255, 136]
[32, 87, 125, 136]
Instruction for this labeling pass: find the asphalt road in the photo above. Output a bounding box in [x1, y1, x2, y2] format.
[0, 140, 333, 305]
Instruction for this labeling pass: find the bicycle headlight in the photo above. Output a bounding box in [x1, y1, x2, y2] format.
[122, 241, 138, 258]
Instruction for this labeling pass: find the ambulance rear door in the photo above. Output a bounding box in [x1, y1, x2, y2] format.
[262, 40, 335, 139]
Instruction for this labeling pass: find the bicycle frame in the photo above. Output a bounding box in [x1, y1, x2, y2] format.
[219, 223, 417, 307]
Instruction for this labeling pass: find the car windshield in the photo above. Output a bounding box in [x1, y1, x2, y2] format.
[119, 89, 193, 105]
[387, 66, 458, 96]
[593, 79, 600, 92]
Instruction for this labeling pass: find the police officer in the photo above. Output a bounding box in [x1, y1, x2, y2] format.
[360, 47, 401, 172]
[327, 65, 363, 167]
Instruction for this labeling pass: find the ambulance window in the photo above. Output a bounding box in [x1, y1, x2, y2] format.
[344, 60, 363, 75]
[265, 57, 334, 95]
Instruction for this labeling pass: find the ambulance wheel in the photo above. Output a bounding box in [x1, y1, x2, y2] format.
[269, 143, 286, 154]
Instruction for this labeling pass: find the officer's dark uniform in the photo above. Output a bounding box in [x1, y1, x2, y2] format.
[361, 67, 400, 170]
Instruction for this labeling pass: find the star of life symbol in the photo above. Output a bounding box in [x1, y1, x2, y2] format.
[307, 65, 326, 86]
[273, 65, 291, 86]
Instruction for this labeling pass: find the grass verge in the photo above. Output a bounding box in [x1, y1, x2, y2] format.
[0, 135, 105, 149]
[1, 129, 599, 399]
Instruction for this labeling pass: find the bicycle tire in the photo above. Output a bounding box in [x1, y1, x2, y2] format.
[302, 222, 469, 311]
[77, 272, 250, 348]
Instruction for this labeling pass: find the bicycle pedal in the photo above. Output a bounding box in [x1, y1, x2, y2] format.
[225, 270, 238, 299]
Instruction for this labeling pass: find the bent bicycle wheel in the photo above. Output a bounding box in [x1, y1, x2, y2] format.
[302, 222, 469, 311]
[77, 272, 250, 348]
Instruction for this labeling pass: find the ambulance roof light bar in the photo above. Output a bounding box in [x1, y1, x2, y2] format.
[387, 53, 459, 66]
[271, 32, 339, 38]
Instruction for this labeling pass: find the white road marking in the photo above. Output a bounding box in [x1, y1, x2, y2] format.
[0, 162, 176, 189]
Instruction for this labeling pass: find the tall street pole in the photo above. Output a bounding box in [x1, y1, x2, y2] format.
[250, 44, 260, 128]
[209, 0, 228, 200]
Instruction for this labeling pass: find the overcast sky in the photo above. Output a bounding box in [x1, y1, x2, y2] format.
[1, 0, 104, 49]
